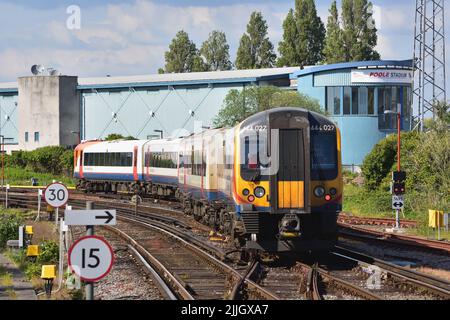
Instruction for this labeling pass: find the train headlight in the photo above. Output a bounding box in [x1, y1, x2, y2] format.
[330, 188, 337, 196]
[254, 187, 265, 198]
[314, 186, 325, 198]
[242, 188, 250, 196]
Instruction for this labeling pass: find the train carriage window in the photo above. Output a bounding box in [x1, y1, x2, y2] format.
[120, 153, 127, 166]
[241, 130, 269, 181]
[98, 153, 105, 166]
[126, 152, 132, 167]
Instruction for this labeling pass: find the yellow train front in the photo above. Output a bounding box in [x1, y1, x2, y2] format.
[232, 107, 342, 252]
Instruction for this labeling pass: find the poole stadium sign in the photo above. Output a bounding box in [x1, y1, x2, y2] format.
[351, 69, 413, 84]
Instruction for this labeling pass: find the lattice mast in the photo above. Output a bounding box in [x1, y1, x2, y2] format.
[413, 0, 446, 131]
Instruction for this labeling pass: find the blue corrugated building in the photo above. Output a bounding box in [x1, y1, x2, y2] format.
[0, 60, 414, 166]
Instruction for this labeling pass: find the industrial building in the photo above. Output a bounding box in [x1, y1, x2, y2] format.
[0, 60, 413, 166]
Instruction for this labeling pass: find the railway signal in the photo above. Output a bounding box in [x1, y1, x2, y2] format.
[391, 171, 407, 230]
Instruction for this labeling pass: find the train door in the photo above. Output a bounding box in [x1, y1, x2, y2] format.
[133, 146, 138, 181]
[277, 129, 305, 209]
[79, 150, 84, 179]
[268, 111, 310, 213]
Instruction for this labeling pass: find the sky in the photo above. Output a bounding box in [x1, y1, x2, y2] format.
[0, 0, 448, 86]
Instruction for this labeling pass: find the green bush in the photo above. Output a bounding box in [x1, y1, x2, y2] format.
[24, 263, 41, 279]
[360, 123, 449, 219]
[361, 131, 420, 190]
[0, 212, 23, 248]
[5, 146, 74, 180]
[38, 240, 59, 264]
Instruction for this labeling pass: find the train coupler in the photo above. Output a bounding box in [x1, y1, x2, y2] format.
[279, 214, 301, 239]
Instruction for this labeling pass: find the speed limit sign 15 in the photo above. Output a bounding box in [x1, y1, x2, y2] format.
[44, 182, 69, 208]
[68, 236, 114, 282]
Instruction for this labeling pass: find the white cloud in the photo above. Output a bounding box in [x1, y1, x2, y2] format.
[0, 0, 294, 81]
[0, 0, 447, 85]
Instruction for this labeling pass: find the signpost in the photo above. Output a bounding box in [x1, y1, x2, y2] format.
[44, 182, 69, 208]
[392, 195, 404, 210]
[65, 201, 115, 300]
[68, 236, 114, 282]
[44, 182, 69, 226]
[5, 184, 9, 208]
[35, 189, 43, 222]
[65, 210, 116, 226]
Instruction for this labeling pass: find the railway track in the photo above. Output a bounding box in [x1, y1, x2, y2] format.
[332, 246, 450, 299]
[2, 188, 450, 300]
[2, 189, 278, 300]
[338, 213, 418, 228]
[339, 222, 450, 254]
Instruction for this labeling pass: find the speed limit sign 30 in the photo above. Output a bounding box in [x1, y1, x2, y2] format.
[44, 182, 69, 208]
[68, 236, 114, 282]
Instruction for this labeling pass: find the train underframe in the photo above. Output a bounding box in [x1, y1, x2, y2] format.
[76, 179, 338, 253]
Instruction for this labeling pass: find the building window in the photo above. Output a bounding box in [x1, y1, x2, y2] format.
[377, 86, 411, 130]
[343, 87, 351, 114]
[351, 87, 359, 114]
[34, 132, 39, 142]
[326, 87, 341, 115]
[25, 132, 28, 142]
[368, 87, 375, 115]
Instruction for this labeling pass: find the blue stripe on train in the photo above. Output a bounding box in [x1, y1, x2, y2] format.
[147, 174, 178, 185]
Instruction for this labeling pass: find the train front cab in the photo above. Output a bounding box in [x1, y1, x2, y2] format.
[234, 108, 342, 253]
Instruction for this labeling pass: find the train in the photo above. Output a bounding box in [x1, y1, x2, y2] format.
[74, 107, 342, 252]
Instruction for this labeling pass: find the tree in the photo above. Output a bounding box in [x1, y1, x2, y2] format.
[105, 133, 136, 141]
[200, 31, 232, 71]
[277, 9, 299, 67]
[277, 0, 325, 67]
[342, 0, 380, 61]
[235, 12, 276, 69]
[163, 30, 206, 73]
[323, 1, 345, 63]
[213, 86, 324, 128]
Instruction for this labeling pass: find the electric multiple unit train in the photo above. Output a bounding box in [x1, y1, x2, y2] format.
[74, 107, 342, 252]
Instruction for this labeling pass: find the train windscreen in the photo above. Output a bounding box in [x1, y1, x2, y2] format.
[310, 132, 338, 180]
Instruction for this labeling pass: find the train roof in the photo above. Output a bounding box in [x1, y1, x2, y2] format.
[239, 107, 334, 127]
[80, 139, 148, 152]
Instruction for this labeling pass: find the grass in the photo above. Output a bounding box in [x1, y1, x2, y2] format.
[343, 183, 449, 240]
[0, 272, 13, 287]
[3, 166, 75, 187]
[343, 184, 392, 217]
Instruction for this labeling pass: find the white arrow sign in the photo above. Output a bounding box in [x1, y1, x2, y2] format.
[65, 210, 117, 226]
[392, 195, 404, 210]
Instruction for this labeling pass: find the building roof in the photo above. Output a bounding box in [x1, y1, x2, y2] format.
[77, 67, 300, 90]
[0, 82, 18, 93]
[290, 59, 414, 79]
